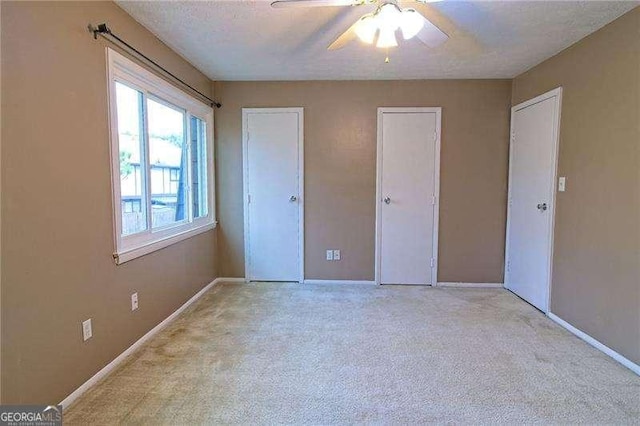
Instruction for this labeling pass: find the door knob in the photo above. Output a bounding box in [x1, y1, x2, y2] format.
[290, 195, 297, 202]
[537, 202, 547, 211]
[383, 197, 391, 204]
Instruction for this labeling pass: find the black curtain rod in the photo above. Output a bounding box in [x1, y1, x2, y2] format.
[89, 23, 222, 109]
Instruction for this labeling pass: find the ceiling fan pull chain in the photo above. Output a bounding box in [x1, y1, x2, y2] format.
[385, 48, 390, 63]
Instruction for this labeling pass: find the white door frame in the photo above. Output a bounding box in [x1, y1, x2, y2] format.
[242, 107, 305, 283]
[375, 107, 442, 286]
[504, 87, 563, 312]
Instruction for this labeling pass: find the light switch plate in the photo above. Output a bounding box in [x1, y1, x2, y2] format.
[326, 250, 333, 261]
[333, 250, 341, 261]
[558, 176, 566, 192]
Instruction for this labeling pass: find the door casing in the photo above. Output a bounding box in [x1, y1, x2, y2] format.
[375, 107, 442, 286]
[242, 107, 304, 283]
[505, 87, 563, 312]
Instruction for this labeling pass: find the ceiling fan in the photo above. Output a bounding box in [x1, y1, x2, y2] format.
[271, 0, 449, 52]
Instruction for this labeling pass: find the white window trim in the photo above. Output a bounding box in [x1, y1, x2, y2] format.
[106, 48, 216, 265]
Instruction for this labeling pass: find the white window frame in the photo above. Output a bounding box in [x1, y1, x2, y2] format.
[107, 48, 216, 265]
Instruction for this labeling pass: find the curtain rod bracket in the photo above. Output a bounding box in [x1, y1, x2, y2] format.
[88, 23, 110, 40]
[88, 22, 221, 109]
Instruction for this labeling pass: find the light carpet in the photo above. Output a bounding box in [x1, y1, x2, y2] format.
[65, 282, 640, 424]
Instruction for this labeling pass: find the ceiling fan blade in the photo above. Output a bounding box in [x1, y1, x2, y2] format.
[415, 13, 449, 48]
[327, 17, 360, 50]
[271, 0, 359, 8]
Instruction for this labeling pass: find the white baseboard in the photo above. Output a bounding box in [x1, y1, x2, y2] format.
[437, 282, 504, 288]
[303, 279, 376, 285]
[216, 277, 246, 283]
[548, 312, 639, 376]
[60, 277, 223, 410]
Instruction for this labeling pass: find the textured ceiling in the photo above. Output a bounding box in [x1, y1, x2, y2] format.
[116, 1, 638, 80]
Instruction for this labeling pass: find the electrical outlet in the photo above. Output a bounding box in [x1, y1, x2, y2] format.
[82, 319, 92, 342]
[326, 250, 333, 261]
[333, 250, 341, 261]
[131, 292, 139, 311]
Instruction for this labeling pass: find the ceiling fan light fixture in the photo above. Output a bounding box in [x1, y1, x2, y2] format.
[376, 27, 398, 48]
[400, 8, 424, 40]
[377, 3, 402, 30]
[275, 0, 450, 55]
[354, 14, 378, 44]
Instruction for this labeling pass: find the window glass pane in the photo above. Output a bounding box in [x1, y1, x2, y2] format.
[115, 82, 147, 236]
[147, 98, 187, 228]
[190, 116, 208, 218]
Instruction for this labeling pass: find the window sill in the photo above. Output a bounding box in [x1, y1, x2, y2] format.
[114, 221, 217, 265]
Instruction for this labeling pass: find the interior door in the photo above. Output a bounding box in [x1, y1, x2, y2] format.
[243, 108, 303, 282]
[377, 108, 441, 285]
[505, 89, 562, 312]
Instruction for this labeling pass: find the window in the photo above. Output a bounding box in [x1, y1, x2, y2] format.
[108, 49, 215, 264]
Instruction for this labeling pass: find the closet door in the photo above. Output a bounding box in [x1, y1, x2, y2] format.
[505, 89, 562, 312]
[376, 108, 441, 285]
[243, 108, 304, 282]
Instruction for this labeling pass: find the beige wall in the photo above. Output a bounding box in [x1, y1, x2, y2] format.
[512, 7, 640, 364]
[1, 2, 217, 404]
[215, 80, 512, 282]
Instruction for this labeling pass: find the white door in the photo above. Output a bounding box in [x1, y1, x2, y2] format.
[505, 88, 562, 312]
[243, 108, 304, 282]
[376, 108, 441, 285]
